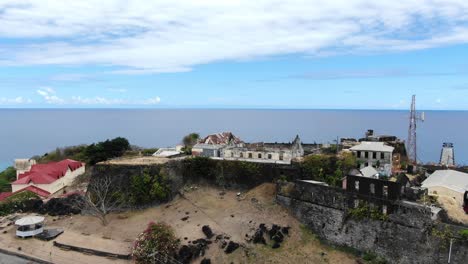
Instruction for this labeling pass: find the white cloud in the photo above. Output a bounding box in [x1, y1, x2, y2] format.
[0, 1, 468, 73]
[0, 97, 32, 105]
[36, 87, 161, 105]
[37, 87, 65, 104]
[107, 88, 127, 93]
[142, 97, 161, 105]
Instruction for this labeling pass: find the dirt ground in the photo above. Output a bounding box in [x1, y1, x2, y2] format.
[99, 156, 185, 165]
[0, 183, 359, 264]
[437, 196, 468, 225]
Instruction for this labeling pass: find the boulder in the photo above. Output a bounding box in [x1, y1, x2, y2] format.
[225, 241, 239, 254]
[202, 225, 214, 239]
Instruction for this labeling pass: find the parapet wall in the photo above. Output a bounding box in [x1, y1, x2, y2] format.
[277, 181, 468, 264]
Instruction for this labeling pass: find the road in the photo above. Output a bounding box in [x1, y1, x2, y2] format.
[0, 253, 38, 264]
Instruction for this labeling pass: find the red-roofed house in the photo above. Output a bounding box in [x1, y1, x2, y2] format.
[11, 159, 85, 195]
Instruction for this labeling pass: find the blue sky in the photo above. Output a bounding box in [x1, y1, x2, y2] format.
[1, 1, 468, 110]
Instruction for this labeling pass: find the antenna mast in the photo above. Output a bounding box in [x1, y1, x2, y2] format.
[407, 95, 424, 164]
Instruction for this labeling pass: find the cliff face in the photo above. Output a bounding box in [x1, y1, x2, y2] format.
[276, 181, 468, 264]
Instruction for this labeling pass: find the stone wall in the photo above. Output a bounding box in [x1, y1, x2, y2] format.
[277, 181, 468, 264]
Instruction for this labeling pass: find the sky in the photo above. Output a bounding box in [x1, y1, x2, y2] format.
[1, 0, 468, 109]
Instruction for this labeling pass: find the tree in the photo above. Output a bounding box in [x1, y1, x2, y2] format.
[82, 175, 125, 225]
[0, 167, 17, 192]
[132, 222, 180, 264]
[129, 169, 169, 205]
[182, 133, 200, 154]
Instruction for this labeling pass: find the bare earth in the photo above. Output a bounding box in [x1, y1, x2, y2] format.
[99, 156, 185, 165]
[0, 184, 358, 264]
[438, 196, 468, 225]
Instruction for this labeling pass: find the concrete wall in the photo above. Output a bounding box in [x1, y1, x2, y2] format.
[277, 181, 468, 264]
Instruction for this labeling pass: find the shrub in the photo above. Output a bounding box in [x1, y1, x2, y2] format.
[348, 202, 388, 221]
[0, 167, 16, 192]
[132, 222, 180, 263]
[128, 169, 170, 205]
[459, 229, 468, 241]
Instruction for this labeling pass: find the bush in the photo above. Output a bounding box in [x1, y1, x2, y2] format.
[348, 202, 388, 221]
[0, 167, 16, 192]
[128, 169, 170, 205]
[132, 222, 180, 263]
[459, 229, 468, 241]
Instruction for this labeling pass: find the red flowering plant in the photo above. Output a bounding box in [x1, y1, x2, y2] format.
[132, 221, 180, 263]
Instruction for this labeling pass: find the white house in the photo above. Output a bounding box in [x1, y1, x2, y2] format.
[422, 169, 468, 205]
[350, 141, 394, 176]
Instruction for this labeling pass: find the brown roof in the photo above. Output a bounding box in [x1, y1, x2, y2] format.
[201, 132, 243, 145]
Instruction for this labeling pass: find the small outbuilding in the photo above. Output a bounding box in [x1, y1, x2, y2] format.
[15, 215, 45, 238]
[422, 169, 468, 206]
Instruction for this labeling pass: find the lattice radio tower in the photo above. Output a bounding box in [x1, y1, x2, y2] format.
[407, 95, 424, 164]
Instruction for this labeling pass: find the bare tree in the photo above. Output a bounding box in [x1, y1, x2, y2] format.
[83, 175, 125, 225]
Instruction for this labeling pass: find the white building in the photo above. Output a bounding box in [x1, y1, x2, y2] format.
[222, 135, 304, 164]
[11, 159, 85, 195]
[350, 141, 394, 176]
[422, 170, 468, 205]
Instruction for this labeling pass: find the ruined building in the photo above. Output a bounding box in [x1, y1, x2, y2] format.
[222, 135, 304, 164]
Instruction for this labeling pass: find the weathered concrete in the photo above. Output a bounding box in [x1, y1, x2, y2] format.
[277, 181, 468, 264]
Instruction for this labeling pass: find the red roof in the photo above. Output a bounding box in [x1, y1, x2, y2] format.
[0, 192, 12, 201]
[18, 185, 51, 197]
[0, 186, 51, 202]
[12, 159, 84, 185]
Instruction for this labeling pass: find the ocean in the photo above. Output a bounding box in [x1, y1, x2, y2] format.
[0, 109, 466, 171]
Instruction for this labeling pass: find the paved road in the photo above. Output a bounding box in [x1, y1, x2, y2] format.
[0, 253, 37, 264]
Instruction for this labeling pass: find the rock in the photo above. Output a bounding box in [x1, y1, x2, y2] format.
[200, 259, 211, 264]
[221, 241, 227, 249]
[272, 231, 284, 243]
[181, 216, 189, 221]
[281, 226, 290, 235]
[252, 229, 266, 244]
[178, 245, 193, 264]
[225, 241, 240, 254]
[178, 239, 210, 264]
[269, 224, 281, 239]
[202, 225, 214, 239]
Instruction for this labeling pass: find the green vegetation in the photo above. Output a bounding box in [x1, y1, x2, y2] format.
[182, 132, 200, 154]
[128, 169, 170, 205]
[459, 229, 468, 241]
[301, 152, 356, 187]
[431, 225, 454, 247]
[348, 202, 388, 221]
[362, 252, 387, 264]
[132, 222, 180, 263]
[141, 148, 159, 156]
[0, 167, 16, 192]
[0, 191, 39, 216]
[34, 137, 131, 165]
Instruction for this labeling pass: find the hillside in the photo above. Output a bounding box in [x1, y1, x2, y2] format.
[0, 183, 358, 263]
